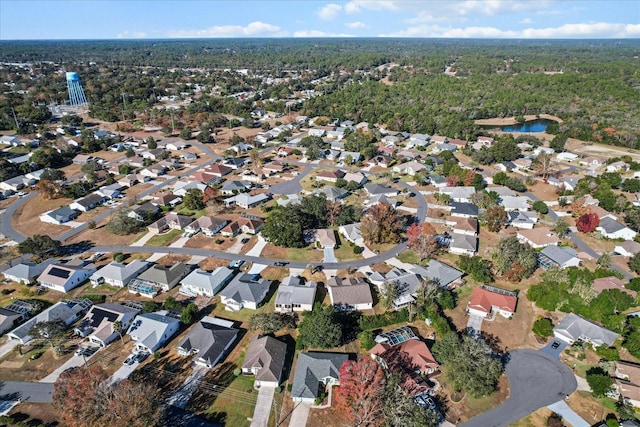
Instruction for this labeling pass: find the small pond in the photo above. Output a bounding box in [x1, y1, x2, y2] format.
[481, 118, 556, 133]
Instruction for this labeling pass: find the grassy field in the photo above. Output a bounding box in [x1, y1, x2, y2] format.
[202, 374, 257, 427]
[145, 229, 182, 247]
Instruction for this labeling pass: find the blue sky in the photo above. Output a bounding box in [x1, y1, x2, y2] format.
[1, 0, 638, 40]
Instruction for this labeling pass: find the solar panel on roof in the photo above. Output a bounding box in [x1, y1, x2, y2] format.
[48, 267, 71, 279]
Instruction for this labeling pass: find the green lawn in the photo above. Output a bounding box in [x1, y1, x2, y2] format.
[203, 374, 257, 427]
[285, 247, 323, 263]
[397, 249, 421, 264]
[144, 229, 182, 247]
[334, 239, 362, 262]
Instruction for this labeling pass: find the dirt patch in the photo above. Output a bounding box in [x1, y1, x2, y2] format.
[184, 234, 235, 251]
[11, 195, 75, 237]
[566, 391, 613, 425]
[568, 139, 640, 163]
[198, 257, 232, 271]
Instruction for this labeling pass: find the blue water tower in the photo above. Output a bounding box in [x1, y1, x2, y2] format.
[66, 72, 88, 106]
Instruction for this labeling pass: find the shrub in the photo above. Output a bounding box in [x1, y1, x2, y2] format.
[233, 368, 241, 376]
[1, 289, 13, 295]
[596, 345, 620, 361]
[114, 253, 125, 263]
[358, 309, 409, 330]
[353, 246, 363, 254]
[532, 317, 554, 338]
[358, 330, 376, 351]
[532, 201, 549, 214]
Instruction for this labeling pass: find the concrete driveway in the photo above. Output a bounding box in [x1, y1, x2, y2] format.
[0, 381, 53, 403]
[539, 339, 567, 358]
[547, 401, 590, 427]
[461, 349, 577, 427]
[250, 385, 275, 427]
[288, 401, 311, 427]
[40, 347, 100, 383]
[323, 246, 337, 263]
[466, 314, 484, 336]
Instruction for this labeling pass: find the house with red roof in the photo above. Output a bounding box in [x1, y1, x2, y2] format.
[467, 285, 518, 318]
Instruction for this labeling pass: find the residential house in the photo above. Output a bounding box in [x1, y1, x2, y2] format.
[179, 267, 236, 298]
[316, 229, 337, 249]
[467, 285, 518, 318]
[592, 276, 637, 298]
[439, 186, 476, 203]
[224, 193, 271, 209]
[615, 240, 640, 257]
[218, 273, 272, 311]
[275, 276, 317, 313]
[0, 308, 25, 336]
[597, 217, 638, 240]
[316, 169, 345, 183]
[339, 151, 361, 164]
[72, 154, 93, 165]
[242, 335, 288, 387]
[141, 148, 165, 160]
[69, 193, 108, 212]
[140, 164, 167, 179]
[428, 174, 447, 188]
[366, 194, 397, 208]
[37, 262, 96, 293]
[507, 211, 538, 229]
[315, 185, 348, 202]
[220, 180, 252, 195]
[393, 161, 426, 176]
[8, 299, 93, 344]
[95, 183, 123, 200]
[512, 158, 533, 171]
[448, 138, 467, 149]
[128, 202, 160, 222]
[448, 233, 478, 256]
[166, 141, 188, 151]
[606, 161, 629, 173]
[291, 352, 349, 403]
[240, 170, 267, 184]
[152, 194, 183, 208]
[172, 181, 208, 197]
[147, 213, 193, 233]
[0, 175, 36, 192]
[614, 361, 640, 408]
[430, 135, 448, 145]
[180, 152, 198, 162]
[557, 152, 579, 162]
[368, 267, 425, 309]
[223, 157, 250, 170]
[277, 194, 302, 207]
[118, 174, 142, 188]
[127, 156, 145, 168]
[130, 263, 190, 295]
[448, 217, 478, 236]
[432, 142, 458, 154]
[412, 259, 465, 290]
[338, 223, 363, 246]
[500, 195, 530, 211]
[370, 326, 439, 375]
[220, 221, 240, 237]
[538, 245, 581, 269]
[40, 206, 78, 225]
[127, 311, 181, 354]
[450, 202, 479, 218]
[185, 216, 227, 237]
[364, 183, 399, 197]
[382, 135, 400, 146]
[553, 313, 619, 347]
[238, 216, 264, 234]
[343, 172, 367, 186]
[327, 277, 373, 311]
[176, 317, 239, 369]
[263, 161, 284, 174]
[477, 136, 494, 147]
[588, 205, 616, 221]
[2, 259, 57, 284]
[368, 156, 392, 168]
[579, 156, 605, 169]
[89, 260, 150, 288]
[75, 303, 140, 347]
[517, 227, 559, 248]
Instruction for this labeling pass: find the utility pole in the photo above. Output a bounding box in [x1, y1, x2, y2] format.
[11, 107, 19, 130]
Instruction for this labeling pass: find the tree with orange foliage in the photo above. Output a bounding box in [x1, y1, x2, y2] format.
[202, 185, 219, 204]
[361, 202, 404, 245]
[407, 222, 440, 260]
[463, 169, 477, 186]
[445, 175, 460, 187]
[336, 357, 386, 427]
[576, 212, 599, 233]
[53, 365, 162, 427]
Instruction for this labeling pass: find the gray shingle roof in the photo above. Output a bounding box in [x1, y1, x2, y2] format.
[242, 335, 288, 383]
[175, 317, 239, 366]
[291, 352, 349, 400]
[554, 313, 619, 346]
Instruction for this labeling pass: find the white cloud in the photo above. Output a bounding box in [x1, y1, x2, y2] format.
[519, 18, 534, 25]
[116, 31, 146, 39]
[346, 21, 368, 29]
[294, 30, 354, 37]
[166, 21, 286, 38]
[317, 3, 342, 20]
[345, 0, 399, 14]
[380, 22, 640, 38]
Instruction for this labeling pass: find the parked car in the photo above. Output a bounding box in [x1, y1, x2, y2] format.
[274, 261, 288, 266]
[229, 260, 245, 269]
[134, 352, 149, 363]
[123, 355, 135, 365]
[551, 341, 561, 349]
[75, 347, 87, 357]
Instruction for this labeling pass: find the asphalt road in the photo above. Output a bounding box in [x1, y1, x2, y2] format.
[0, 381, 54, 403]
[268, 165, 312, 195]
[461, 349, 577, 427]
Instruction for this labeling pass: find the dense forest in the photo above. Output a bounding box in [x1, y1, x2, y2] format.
[0, 38, 639, 145]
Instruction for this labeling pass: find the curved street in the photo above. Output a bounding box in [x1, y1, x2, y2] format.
[461, 349, 577, 427]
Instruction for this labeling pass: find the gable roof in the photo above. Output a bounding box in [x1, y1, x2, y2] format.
[291, 352, 349, 400]
[598, 217, 628, 234]
[413, 259, 464, 289]
[370, 337, 439, 373]
[136, 263, 190, 287]
[242, 335, 288, 383]
[518, 227, 559, 246]
[554, 313, 619, 346]
[127, 311, 180, 349]
[450, 233, 477, 252]
[450, 217, 478, 233]
[175, 317, 239, 366]
[592, 276, 637, 298]
[3, 259, 57, 282]
[218, 273, 272, 306]
[275, 277, 317, 307]
[181, 267, 236, 295]
[540, 245, 579, 266]
[327, 277, 373, 306]
[450, 202, 479, 217]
